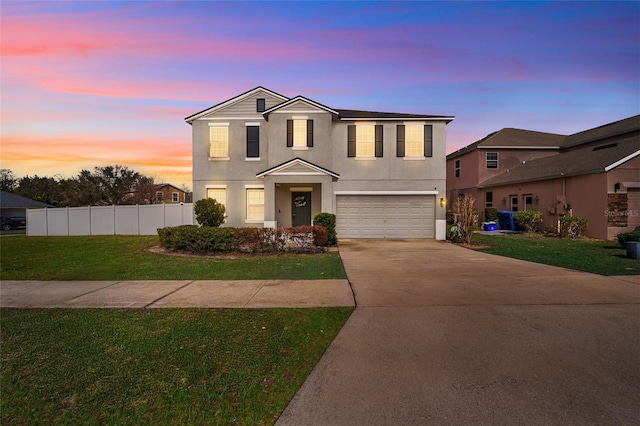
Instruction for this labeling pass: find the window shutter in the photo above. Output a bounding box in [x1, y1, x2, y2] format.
[246, 126, 259, 158]
[396, 125, 405, 157]
[424, 125, 433, 157]
[375, 124, 383, 158]
[347, 125, 356, 157]
[286, 120, 293, 147]
[307, 119, 314, 147]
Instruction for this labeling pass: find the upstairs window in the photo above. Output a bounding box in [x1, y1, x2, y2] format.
[209, 125, 229, 158]
[396, 124, 433, 158]
[347, 124, 383, 158]
[256, 98, 266, 112]
[486, 152, 498, 169]
[246, 125, 260, 158]
[287, 119, 313, 148]
[454, 159, 460, 178]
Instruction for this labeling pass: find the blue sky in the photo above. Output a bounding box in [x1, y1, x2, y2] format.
[2, 1, 638, 187]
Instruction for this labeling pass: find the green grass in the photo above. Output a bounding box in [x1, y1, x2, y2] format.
[1, 307, 354, 425]
[472, 233, 640, 276]
[0, 235, 346, 280]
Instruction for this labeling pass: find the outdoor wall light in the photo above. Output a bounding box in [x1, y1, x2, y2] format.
[440, 197, 446, 208]
[534, 196, 539, 204]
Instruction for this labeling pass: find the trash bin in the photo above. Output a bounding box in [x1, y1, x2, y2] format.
[482, 222, 498, 231]
[626, 241, 640, 259]
[496, 211, 515, 231]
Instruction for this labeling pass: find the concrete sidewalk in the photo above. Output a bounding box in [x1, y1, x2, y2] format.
[0, 279, 355, 309]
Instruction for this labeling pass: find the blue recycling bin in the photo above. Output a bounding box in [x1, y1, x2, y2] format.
[496, 211, 515, 231]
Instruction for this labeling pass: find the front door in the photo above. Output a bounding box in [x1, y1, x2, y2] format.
[292, 192, 312, 227]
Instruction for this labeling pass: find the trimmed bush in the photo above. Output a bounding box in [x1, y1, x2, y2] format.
[513, 210, 543, 232]
[559, 216, 588, 239]
[313, 212, 337, 246]
[484, 207, 498, 222]
[616, 230, 640, 248]
[194, 198, 226, 227]
[157, 225, 327, 254]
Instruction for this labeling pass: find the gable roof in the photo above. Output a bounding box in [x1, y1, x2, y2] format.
[480, 137, 640, 188]
[263, 96, 339, 117]
[562, 114, 640, 149]
[154, 183, 186, 193]
[184, 86, 288, 124]
[336, 109, 454, 122]
[0, 191, 52, 208]
[256, 157, 340, 179]
[447, 128, 564, 160]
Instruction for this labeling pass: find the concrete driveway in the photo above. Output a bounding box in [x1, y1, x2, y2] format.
[277, 239, 640, 425]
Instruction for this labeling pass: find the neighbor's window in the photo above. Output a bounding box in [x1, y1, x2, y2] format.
[455, 159, 461, 178]
[486, 152, 498, 169]
[172, 192, 179, 203]
[485, 191, 493, 207]
[405, 125, 424, 157]
[524, 195, 533, 210]
[510, 195, 518, 212]
[206, 188, 226, 207]
[156, 191, 163, 202]
[209, 126, 229, 158]
[356, 125, 375, 157]
[246, 188, 264, 221]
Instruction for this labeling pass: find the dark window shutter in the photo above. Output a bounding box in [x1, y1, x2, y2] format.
[424, 125, 433, 157]
[375, 124, 383, 158]
[247, 126, 259, 158]
[256, 98, 266, 112]
[347, 125, 356, 157]
[396, 125, 405, 157]
[307, 119, 314, 147]
[286, 120, 293, 147]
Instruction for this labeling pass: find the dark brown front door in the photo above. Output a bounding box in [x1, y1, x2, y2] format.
[292, 192, 312, 227]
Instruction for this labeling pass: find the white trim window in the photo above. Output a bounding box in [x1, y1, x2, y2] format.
[246, 188, 264, 221]
[486, 152, 498, 169]
[172, 192, 179, 203]
[454, 159, 461, 178]
[206, 187, 226, 208]
[405, 125, 424, 157]
[209, 124, 229, 158]
[356, 125, 375, 158]
[293, 120, 307, 147]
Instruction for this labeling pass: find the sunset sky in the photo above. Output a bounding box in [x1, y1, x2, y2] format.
[2, 1, 638, 189]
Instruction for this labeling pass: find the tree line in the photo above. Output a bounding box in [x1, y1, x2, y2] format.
[0, 166, 191, 207]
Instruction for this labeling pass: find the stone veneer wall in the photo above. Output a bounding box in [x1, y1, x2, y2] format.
[607, 193, 628, 227]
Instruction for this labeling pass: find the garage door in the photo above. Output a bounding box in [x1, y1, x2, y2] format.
[336, 195, 435, 238]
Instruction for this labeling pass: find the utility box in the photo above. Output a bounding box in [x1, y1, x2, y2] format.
[626, 241, 640, 259]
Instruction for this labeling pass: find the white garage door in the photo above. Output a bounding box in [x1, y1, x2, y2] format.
[336, 195, 435, 238]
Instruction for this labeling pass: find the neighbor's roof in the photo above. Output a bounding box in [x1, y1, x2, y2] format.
[480, 137, 640, 188]
[447, 128, 565, 160]
[0, 191, 52, 208]
[562, 114, 640, 149]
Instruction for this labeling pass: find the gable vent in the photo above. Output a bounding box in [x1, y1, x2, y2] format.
[593, 142, 619, 151]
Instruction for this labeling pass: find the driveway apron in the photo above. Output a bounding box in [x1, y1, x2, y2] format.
[277, 239, 640, 425]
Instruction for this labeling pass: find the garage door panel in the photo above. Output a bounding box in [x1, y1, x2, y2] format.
[336, 195, 435, 238]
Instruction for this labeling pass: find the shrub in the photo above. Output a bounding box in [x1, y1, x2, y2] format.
[194, 198, 226, 227]
[158, 225, 237, 253]
[313, 213, 336, 246]
[513, 210, 543, 232]
[616, 230, 640, 247]
[484, 207, 498, 222]
[453, 193, 478, 245]
[559, 216, 588, 239]
[446, 210, 456, 225]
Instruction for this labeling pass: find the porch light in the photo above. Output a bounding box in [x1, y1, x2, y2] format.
[534, 196, 539, 204]
[440, 197, 446, 208]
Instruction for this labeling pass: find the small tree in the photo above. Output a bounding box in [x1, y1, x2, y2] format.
[194, 198, 226, 227]
[453, 193, 478, 245]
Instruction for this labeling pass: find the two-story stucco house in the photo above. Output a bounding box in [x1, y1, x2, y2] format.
[186, 87, 454, 239]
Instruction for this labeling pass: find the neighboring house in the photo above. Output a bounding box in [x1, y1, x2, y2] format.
[0, 190, 52, 227]
[446, 115, 640, 240]
[186, 86, 454, 239]
[154, 184, 189, 204]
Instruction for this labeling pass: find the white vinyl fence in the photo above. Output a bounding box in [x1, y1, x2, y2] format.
[27, 203, 194, 236]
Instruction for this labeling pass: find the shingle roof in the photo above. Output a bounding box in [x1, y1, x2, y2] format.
[0, 191, 52, 208]
[447, 128, 564, 160]
[480, 137, 640, 187]
[336, 109, 454, 121]
[562, 115, 640, 149]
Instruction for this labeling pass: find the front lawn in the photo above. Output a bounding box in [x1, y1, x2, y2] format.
[472, 232, 639, 276]
[0, 235, 345, 280]
[1, 307, 353, 425]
